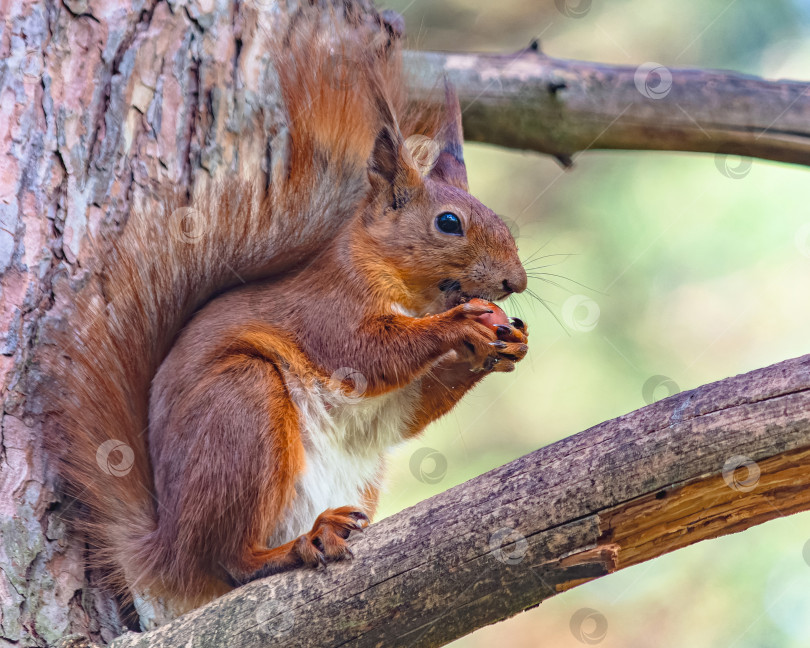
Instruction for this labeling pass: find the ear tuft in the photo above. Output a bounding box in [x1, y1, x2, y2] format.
[368, 127, 421, 209]
[428, 82, 469, 190]
[369, 127, 401, 186]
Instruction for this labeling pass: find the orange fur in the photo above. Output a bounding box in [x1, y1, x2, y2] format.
[42, 2, 528, 616]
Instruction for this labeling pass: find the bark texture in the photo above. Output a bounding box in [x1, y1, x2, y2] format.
[406, 49, 810, 167]
[79, 354, 810, 648]
[1, 0, 296, 643]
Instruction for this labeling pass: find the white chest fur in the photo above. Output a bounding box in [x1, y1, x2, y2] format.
[267, 372, 421, 546]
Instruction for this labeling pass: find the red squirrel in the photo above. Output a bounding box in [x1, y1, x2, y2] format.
[47, 6, 529, 614]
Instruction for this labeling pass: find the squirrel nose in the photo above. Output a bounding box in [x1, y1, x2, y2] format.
[502, 268, 528, 295]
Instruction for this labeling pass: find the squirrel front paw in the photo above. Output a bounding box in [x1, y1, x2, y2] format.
[444, 300, 529, 373]
[487, 316, 529, 373]
[486, 336, 529, 373]
[289, 507, 369, 568]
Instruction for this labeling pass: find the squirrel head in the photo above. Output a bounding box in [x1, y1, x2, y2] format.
[355, 89, 527, 316]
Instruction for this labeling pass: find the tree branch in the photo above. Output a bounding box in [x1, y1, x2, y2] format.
[85, 353, 810, 648]
[404, 48, 810, 167]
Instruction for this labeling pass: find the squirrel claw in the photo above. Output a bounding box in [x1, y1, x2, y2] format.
[496, 323, 528, 344]
[348, 510, 370, 525]
[509, 317, 526, 331]
[493, 360, 516, 373]
[288, 506, 368, 570]
[457, 302, 494, 317]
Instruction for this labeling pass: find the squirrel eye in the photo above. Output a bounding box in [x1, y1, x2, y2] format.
[435, 212, 463, 236]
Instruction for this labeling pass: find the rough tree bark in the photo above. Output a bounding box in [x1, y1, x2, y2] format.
[405, 49, 810, 167]
[1, 1, 807, 646]
[2, 0, 298, 643]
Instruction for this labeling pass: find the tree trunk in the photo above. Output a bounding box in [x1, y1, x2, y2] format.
[2, 1, 808, 646]
[2, 0, 303, 642]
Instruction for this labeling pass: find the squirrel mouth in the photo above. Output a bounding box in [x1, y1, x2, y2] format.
[439, 279, 507, 311]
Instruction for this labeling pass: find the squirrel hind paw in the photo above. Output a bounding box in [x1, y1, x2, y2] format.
[296, 507, 369, 566]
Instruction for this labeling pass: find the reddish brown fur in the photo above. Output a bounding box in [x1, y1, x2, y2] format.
[44, 3, 528, 614]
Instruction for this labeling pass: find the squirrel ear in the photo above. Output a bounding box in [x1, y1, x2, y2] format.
[368, 126, 421, 209]
[428, 83, 469, 191]
[368, 127, 400, 187]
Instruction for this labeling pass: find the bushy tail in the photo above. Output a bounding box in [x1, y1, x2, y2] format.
[42, 4, 420, 606]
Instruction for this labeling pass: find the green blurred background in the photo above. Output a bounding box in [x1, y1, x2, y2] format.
[377, 0, 810, 646]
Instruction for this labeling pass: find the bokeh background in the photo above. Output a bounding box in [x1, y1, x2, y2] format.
[377, 1, 810, 646]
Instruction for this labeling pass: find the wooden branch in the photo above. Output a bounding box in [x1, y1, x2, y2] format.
[404, 49, 810, 167]
[88, 353, 810, 648]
